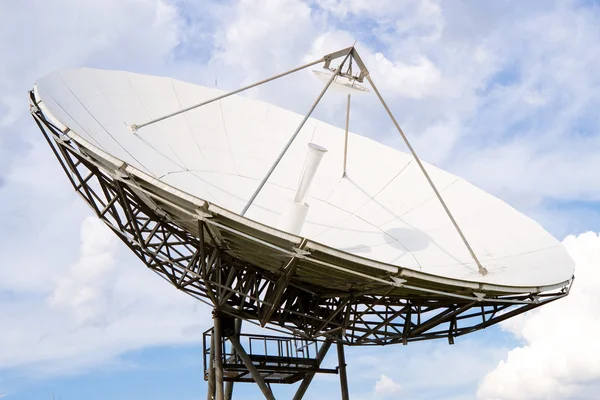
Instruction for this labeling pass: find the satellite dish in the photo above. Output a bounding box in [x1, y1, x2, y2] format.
[29, 46, 573, 400]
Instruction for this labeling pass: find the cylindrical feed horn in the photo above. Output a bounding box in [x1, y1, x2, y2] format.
[294, 143, 327, 204]
[277, 143, 327, 235]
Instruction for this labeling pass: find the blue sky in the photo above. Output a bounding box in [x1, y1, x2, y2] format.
[2, 0, 600, 399]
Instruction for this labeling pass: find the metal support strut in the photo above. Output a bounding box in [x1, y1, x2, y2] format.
[364, 72, 488, 276]
[214, 313, 225, 400]
[343, 93, 351, 177]
[337, 342, 350, 400]
[224, 317, 242, 400]
[207, 334, 216, 400]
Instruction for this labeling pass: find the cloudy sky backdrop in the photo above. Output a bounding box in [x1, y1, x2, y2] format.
[1, 0, 600, 399]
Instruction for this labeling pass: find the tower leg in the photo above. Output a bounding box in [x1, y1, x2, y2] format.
[224, 318, 241, 400]
[337, 341, 350, 400]
[224, 380, 233, 400]
[207, 333, 216, 400]
[214, 314, 225, 400]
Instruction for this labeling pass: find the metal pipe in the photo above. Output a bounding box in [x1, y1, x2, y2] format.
[207, 332, 216, 400]
[224, 379, 233, 400]
[214, 315, 224, 400]
[343, 93, 351, 177]
[224, 317, 242, 400]
[131, 59, 323, 132]
[241, 47, 354, 216]
[337, 341, 350, 400]
[294, 143, 328, 205]
[365, 74, 488, 276]
[229, 336, 276, 400]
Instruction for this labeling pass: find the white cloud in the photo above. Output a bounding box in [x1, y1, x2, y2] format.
[0, 0, 180, 125]
[208, 0, 320, 89]
[0, 0, 210, 376]
[443, 4, 600, 208]
[0, 213, 208, 374]
[0, 0, 181, 177]
[48, 217, 119, 327]
[374, 375, 403, 397]
[340, 338, 509, 400]
[478, 232, 600, 399]
[522, 91, 548, 107]
[371, 52, 442, 99]
[317, 0, 443, 33]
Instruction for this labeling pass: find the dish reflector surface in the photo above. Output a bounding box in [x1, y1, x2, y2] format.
[35, 68, 574, 288]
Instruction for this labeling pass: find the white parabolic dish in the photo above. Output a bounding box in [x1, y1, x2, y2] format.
[34, 68, 574, 290]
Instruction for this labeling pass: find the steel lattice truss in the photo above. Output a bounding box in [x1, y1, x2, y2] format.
[31, 95, 571, 347]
